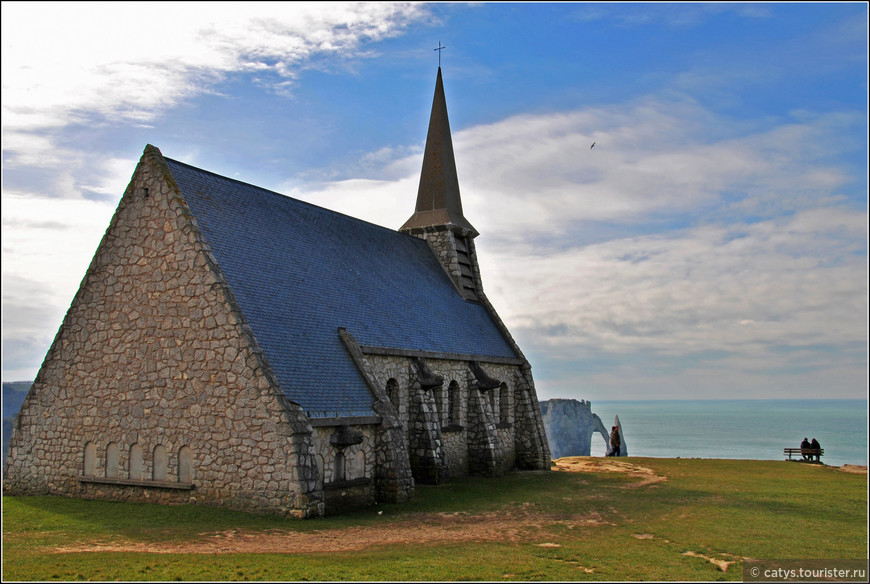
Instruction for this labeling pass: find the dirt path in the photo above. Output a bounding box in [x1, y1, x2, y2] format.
[52, 458, 661, 555]
[837, 464, 868, 474]
[553, 457, 667, 488]
[53, 510, 600, 555]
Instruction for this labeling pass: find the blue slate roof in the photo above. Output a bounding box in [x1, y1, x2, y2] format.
[166, 158, 518, 418]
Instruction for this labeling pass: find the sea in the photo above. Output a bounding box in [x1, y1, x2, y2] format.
[586, 399, 868, 468]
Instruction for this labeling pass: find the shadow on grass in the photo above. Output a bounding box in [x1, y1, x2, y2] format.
[3, 495, 295, 541]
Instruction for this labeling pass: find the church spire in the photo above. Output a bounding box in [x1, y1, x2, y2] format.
[400, 67, 478, 236]
[401, 67, 481, 301]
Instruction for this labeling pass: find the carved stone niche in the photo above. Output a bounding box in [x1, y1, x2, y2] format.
[469, 361, 500, 391]
[330, 425, 364, 449]
[411, 356, 444, 390]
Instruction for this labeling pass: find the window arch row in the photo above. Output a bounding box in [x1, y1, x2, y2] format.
[81, 440, 194, 484]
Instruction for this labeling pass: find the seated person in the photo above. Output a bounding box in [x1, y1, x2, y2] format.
[800, 437, 811, 460]
[810, 438, 821, 462]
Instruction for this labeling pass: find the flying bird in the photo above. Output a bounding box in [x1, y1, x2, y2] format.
[590, 142, 596, 149]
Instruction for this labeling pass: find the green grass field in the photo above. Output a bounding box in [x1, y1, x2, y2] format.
[2, 458, 866, 581]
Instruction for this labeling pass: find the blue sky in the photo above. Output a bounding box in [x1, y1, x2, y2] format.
[2, 2, 867, 401]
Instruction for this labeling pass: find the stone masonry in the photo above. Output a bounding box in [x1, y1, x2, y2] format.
[3, 147, 324, 517]
[356, 351, 544, 481]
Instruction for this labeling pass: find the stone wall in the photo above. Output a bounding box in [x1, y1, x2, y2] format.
[311, 424, 376, 485]
[496, 426, 517, 473]
[336, 330, 415, 505]
[512, 369, 552, 470]
[363, 354, 524, 479]
[466, 386, 503, 476]
[402, 226, 465, 292]
[311, 421, 377, 513]
[441, 429, 469, 476]
[3, 147, 323, 517]
[407, 384, 447, 484]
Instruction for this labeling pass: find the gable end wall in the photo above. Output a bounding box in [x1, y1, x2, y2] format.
[3, 146, 323, 517]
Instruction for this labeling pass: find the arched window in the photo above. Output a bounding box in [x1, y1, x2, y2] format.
[105, 442, 120, 478]
[334, 451, 346, 482]
[129, 444, 144, 480]
[448, 381, 461, 426]
[386, 378, 399, 409]
[152, 445, 168, 482]
[499, 383, 511, 425]
[178, 446, 193, 483]
[83, 442, 96, 476]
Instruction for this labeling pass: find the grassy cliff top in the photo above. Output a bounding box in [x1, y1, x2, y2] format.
[3, 457, 866, 581]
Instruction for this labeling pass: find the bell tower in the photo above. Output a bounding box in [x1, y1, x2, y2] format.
[401, 67, 481, 301]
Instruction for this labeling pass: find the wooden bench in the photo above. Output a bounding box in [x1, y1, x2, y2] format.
[783, 447, 823, 461]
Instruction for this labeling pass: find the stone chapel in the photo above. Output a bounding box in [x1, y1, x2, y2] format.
[3, 68, 551, 517]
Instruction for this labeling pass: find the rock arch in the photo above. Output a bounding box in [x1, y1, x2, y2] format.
[539, 399, 611, 458]
[591, 413, 610, 455]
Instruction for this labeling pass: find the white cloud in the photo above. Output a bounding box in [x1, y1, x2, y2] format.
[1, 191, 119, 378]
[1, 2, 427, 160]
[287, 175, 417, 230]
[80, 157, 139, 198]
[450, 101, 859, 245]
[483, 203, 867, 401]
[486, 211, 866, 353]
[2, 191, 116, 304]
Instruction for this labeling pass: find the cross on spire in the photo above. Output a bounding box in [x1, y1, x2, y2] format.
[434, 42, 446, 66]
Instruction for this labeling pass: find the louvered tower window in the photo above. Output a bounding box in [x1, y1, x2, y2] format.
[455, 236, 478, 301]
